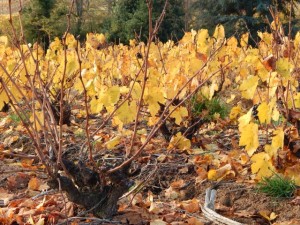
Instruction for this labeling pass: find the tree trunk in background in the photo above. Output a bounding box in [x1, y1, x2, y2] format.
[184, 0, 190, 31]
[75, 0, 84, 36]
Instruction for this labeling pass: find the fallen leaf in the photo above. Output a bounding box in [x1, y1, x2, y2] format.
[131, 193, 143, 206]
[165, 187, 180, 200]
[169, 132, 191, 150]
[292, 197, 300, 205]
[187, 217, 204, 225]
[0, 188, 14, 206]
[251, 152, 274, 179]
[180, 198, 200, 213]
[170, 180, 186, 189]
[239, 122, 259, 156]
[196, 167, 208, 181]
[157, 154, 167, 162]
[35, 218, 45, 225]
[285, 164, 300, 186]
[105, 136, 121, 149]
[149, 201, 161, 214]
[259, 210, 277, 221]
[208, 164, 234, 181]
[28, 177, 40, 191]
[7, 173, 30, 190]
[150, 220, 167, 225]
[3, 135, 19, 147]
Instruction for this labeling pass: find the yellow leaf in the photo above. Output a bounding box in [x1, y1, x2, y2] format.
[207, 164, 234, 181]
[213, 24, 225, 41]
[144, 86, 165, 116]
[129, 39, 136, 47]
[277, 58, 294, 78]
[0, 91, 9, 110]
[169, 106, 188, 125]
[113, 100, 137, 126]
[269, 212, 278, 221]
[169, 132, 191, 150]
[30, 111, 44, 131]
[295, 32, 300, 48]
[240, 33, 249, 47]
[259, 210, 277, 221]
[131, 82, 142, 100]
[226, 94, 236, 103]
[0, 36, 8, 55]
[272, 107, 280, 121]
[239, 75, 259, 99]
[105, 136, 121, 150]
[90, 97, 103, 114]
[96, 33, 106, 44]
[257, 102, 271, 124]
[272, 127, 284, 150]
[0, 36, 8, 46]
[65, 34, 76, 48]
[66, 58, 78, 76]
[100, 86, 120, 108]
[148, 116, 159, 126]
[107, 86, 121, 106]
[251, 152, 273, 179]
[230, 105, 241, 120]
[264, 144, 277, 159]
[239, 122, 259, 156]
[238, 108, 253, 131]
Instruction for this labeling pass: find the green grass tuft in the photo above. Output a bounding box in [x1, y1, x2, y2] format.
[9, 112, 29, 124]
[257, 174, 297, 198]
[191, 96, 229, 120]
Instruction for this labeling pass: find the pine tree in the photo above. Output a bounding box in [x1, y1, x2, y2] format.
[102, 0, 185, 44]
[22, 0, 57, 48]
[188, 0, 300, 44]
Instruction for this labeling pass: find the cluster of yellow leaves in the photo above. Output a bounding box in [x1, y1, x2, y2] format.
[1, 24, 300, 180]
[235, 29, 300, 179]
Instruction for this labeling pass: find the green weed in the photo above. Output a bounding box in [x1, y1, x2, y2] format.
[9, 113, 22, 123]
[9, 112, 28, 124]
[256, 174, 296, 198]
[191, 96, 229, 120]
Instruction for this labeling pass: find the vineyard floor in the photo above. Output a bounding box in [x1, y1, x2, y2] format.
[0, 109, 300, 225]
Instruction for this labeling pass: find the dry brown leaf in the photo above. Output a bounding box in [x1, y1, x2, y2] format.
[28, 177, 40, 191]
[285, 164, 300, 186]
[165, 187, 180, 200]
[7, 173, 30, 190]
[150, 219, 167, 225]
[187, 217, 204, 225]
[149, 201, 162, 214]
[3, 135, 19, 147]
[170, 180, 186, 189]
[131, 193, 143, 206]
[180, 198, 199, 213]
[196, 167, 207, 181]
[291, 196, 300, 205]
[21, 159, 37, 170]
